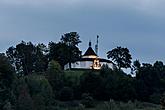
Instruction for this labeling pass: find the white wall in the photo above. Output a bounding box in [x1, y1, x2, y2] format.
[64, 61, 113, 70]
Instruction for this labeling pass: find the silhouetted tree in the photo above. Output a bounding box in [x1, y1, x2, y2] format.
[107, 46, 132, 70]
[46, 60, 64, 98]
[60, 32, 81, 69]
[6, 41, 48, 75]
[80, 72, 102, 98]
[27, 75, 53, 110]
[17, 84, 34, 110]
[131, 60, 141, 75]
[60, 32, 81, 46]
[0, 53, 16, 110]
[49, 32, 82, 69]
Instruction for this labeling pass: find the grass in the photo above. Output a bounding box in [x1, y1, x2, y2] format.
[84, 101, 160, 110]
[54, 100, 161, 110]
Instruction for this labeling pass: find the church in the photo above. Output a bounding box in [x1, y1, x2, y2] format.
[64, 37, 114, 70]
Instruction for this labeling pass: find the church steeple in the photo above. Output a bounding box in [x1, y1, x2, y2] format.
[89, 40, 91, 47]
[83, 41, 97, 56]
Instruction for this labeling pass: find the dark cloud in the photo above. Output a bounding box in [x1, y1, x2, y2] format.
[0, 0, 165, 64]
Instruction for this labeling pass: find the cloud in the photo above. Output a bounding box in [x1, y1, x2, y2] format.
[1, 0, 165, 17]
[0, 0, 165, 63]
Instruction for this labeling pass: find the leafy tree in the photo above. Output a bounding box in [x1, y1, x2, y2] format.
[80, 71, 102, 98]
[17, 84, 34, 110]
[135, 62, 165, 102]
[33, 43, 49, 74]
[46, 60, 64, 96]
[49, 42, 70, 69]
[59, 87, 73, 101]
[27, 75, 54, 110]
[6, 41, 48, 75]
[60, 32, 81, 46]
[49, 32, 82, 69]
[81, 93, 95, 108]
[100, 64, 113, 78]
[60, 32, 82, 69]
[107, 46, 132, 70]
[160, 92, 165, 109]
[131, 60, 141, 75]
[0, 53, 16, 110]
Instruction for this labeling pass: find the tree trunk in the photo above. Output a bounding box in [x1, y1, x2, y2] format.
[69, 62, 71, 70]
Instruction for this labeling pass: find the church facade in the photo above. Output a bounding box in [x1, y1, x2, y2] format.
[64, 41, 114, 70]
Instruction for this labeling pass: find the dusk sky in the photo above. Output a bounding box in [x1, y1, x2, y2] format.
[0, 0, 165, 64]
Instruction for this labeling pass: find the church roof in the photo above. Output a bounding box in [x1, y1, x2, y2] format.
[83, 47, 97, 56]
[79, 57, 113, 63]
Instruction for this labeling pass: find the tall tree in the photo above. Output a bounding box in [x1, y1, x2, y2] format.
[60, 32, 81, 46]
[6, 41, 48, 75]
[49, 42, 70, 69]
[0, 53, 16, 110]
[46, 60, 64, 97]
[107, 46, 132, 70]
[131, 60, 141, 75]
[49, 32, 82, 69]
[60, 32, 82, 69]
[34, 43, 49, 73]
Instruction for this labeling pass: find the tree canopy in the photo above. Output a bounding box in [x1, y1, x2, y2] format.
[107, 46, 132, 70]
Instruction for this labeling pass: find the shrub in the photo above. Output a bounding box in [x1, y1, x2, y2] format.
[104, 99, 119, 110]
[80, 93, 95, 108]
[59, 87, 73, 101]
[160, 93, 165, 109]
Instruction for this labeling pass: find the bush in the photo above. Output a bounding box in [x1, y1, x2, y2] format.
[80, 93, 95, 108]
[80, 72, 102, 99]
[104, 99, 119, 110]
[59, 87, 73, 101]
[160, 93, 165, 109]
[149, 93, 161, 104]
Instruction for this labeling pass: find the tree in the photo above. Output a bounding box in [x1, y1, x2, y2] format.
[27, 75, 54, 110]
[46, 60, 64, 93]
[60, 32, 81, 46]
[131, 60, 141, 75]
[61, 32, 81, 69]
[0, 53, 16, 110]
[6, 41, 48, 75]
[49, 32, 82, 69]
[59, 87, 73, 101]
[33, 43, 49, 73]
[107, 46, 132, 70]
[80, 72, 102, 98]
[135, 63, 163, 102]
[49, 42, 70, 69]
[17, 84, 34, 110]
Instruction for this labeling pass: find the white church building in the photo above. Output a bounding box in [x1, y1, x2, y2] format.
[64, 37, 114, 70]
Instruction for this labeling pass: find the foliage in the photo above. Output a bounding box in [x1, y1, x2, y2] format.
[60, 32, 81, 46]
[131, 60, 141, 75]
[49, 32, 81, 69]
[81, 93, 95, 108]
[135, 62, 165, 102]
[2, 33, 165, 109]
[26, 75, 54, 109]
[160, 92, 165, 109]
[6, 41, 48, 75]
[47, 60, 64, 98]
[80, 71, 102, 99]
[107, 46, 132, 70]
[59, 87, 74, 101]
[100, 69, 136, 101]
[0, 53, 16, 110]
[17, 83, 34, 110]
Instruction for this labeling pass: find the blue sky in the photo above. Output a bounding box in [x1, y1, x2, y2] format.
[0, 0, 165, 64]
